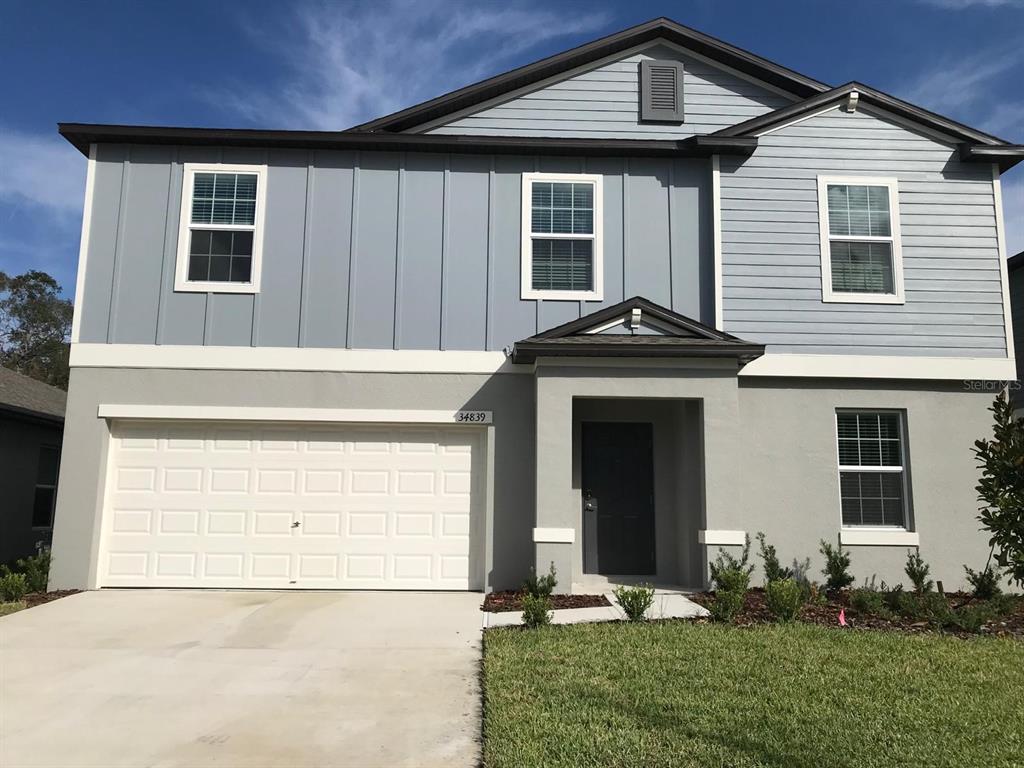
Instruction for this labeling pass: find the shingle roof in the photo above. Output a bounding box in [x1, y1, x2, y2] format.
[0, 366, 67, 421]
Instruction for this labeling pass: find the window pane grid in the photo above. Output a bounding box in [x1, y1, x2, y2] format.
[825, 182, 896, 296]
[836, 412, 907, 528]
[531, 182, 593, 236]
[191, 172, 258, 226]
[32, 446, 59, 528]
[185, 169, 259, 286]
[529, 179, 596, 293]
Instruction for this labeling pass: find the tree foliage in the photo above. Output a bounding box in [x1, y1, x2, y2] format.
[0, 271, 73, 389]
[973, 392, 1024, 587]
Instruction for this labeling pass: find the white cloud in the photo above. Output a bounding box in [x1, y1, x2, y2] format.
[0, 128, 85, 214]
[208, 0, 611, 130]
[902, 45, 1023, 116]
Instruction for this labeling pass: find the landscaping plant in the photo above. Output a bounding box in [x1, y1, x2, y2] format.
[12, 550, 50, 593]
[522, 562, 557, 599]
[756, 532, 792, 584]
[819, 539, 854, 591]
[764, 578, 803, 622]
[904, 550, 934, 594]
[0, 572, 28, 603]
[709, 536, 754, 622]
[964, 561, 1002, 600]
[613, 584, 655, 622]
[521, 593, 552, 628]
[973, 392, 1024, 588]
[850, 580, 892, 618]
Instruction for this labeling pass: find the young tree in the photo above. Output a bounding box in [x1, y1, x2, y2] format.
[0, 271, 73, 390]
[973, 392, 1024, 588]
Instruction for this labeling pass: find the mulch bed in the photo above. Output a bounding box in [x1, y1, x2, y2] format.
[24, 590, 80, 608]
[689, 588, 1024, 639]
[482, 591, 611, 613]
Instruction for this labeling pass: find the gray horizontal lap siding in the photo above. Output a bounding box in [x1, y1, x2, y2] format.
[426, 44, 792, 139]
[77, 145, 713, 350]
[720, 107, 1008, 357]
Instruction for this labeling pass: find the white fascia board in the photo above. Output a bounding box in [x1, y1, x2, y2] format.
[70, 144, 98, 344]
[698, 530, 746, 546]
[740, 354, 1017, 381]
[70, 343, 529, 374]
[992, 165, 1016, 363]
[840, 529, 920, 547]
[97, 405, 493, 424]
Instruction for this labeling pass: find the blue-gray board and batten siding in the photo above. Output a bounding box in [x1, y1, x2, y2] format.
[77, 145, 714, 351]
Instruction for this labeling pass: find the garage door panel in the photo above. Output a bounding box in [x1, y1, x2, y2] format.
[100, 422, 481, 590]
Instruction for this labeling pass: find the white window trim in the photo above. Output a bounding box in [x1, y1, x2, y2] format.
[521, 172, 604, 301]
[817, 175, 904, 305]
[174, 163, 268, 294]
[834, 409, 911, 531]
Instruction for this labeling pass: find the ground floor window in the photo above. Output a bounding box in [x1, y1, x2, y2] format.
[836, 411, 908, 528]
[32, 445, 60, 529]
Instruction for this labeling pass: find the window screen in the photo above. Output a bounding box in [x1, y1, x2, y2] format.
[837, 412, 907, 527]
[825, 184, 897, 295]
[185, 171, 259, 285]
[529, 181, 595, 292]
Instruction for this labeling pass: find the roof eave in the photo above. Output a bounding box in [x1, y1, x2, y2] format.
[511, 341, 766, 366]
[57, 123, 757, 159]
[347, 17, 828, 134]
[958, 144, 1024, 172]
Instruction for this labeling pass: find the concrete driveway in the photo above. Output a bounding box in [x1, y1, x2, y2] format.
[0, 590, 482, 768]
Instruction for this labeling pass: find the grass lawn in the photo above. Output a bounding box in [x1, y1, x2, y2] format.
[483, 621, 1024, 768]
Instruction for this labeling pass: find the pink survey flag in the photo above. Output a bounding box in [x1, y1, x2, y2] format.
[838, 608, 847, 627]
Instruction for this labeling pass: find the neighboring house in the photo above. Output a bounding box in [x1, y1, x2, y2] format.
[0, 367, 66, 566]
[50, 18, 1021, 593]
[1011, 251, 1023, 416]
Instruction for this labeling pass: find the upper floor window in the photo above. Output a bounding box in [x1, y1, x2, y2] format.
[175, 163, 267, 293]
[836, 411, 909, 528]
[521, 172, 603, 301]
[817, 176, 904, 305]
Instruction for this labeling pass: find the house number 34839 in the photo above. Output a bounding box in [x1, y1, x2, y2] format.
[454, 411, 491, 424]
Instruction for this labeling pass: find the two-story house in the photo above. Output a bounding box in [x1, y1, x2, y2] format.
[50, 18, 1021, 593]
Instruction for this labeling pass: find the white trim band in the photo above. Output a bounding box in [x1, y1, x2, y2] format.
[70, 144, 97, 344]
[98, 405, 494, 424]
[839, 529, 920, 547]
[71, 343, 526, 374]
[533, 527, 576, 544]
[698, 529, 746, 546]
[740, 353, 1016, 381]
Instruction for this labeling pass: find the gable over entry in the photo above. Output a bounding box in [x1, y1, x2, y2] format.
[511, 297, 764, 365]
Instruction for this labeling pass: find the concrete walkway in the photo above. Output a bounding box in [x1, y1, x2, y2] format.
[0, 590, 481, 768]
[483, 590, 709, 628]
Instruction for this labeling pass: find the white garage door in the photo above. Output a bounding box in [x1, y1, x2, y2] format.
[99, 421, 481, 590]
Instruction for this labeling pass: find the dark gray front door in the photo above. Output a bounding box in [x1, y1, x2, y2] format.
[581, 422, 656, 575]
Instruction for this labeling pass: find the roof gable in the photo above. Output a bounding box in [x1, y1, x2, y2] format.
[423, 42, 794, 140]
[511, 297, 764, 364]
[348, 17, 828, 134]
[0, 366, 66, 421]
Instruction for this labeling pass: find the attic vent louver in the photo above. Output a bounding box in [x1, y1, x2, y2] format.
[640, 60, 684, 123]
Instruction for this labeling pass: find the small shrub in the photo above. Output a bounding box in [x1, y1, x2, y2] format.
[613, 584, 655, 622]
[0, 572, 28, 603]
[850, 586, 890, 618]
[756, 532, 793, 584]
[964, 562, 1002, 600]
[521, 593, 552, 628]
[710, 588, 745, 623]
[820, 539, 854, 591]
[904, 550, 934, 594]
[13, 551, 50, 594]
[709, 536, 753, 623]
[522, 562, 557, 599]
[765, 578, 803, 622]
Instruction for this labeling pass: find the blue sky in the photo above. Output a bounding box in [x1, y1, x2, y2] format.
[2, 0, 1022, 296]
